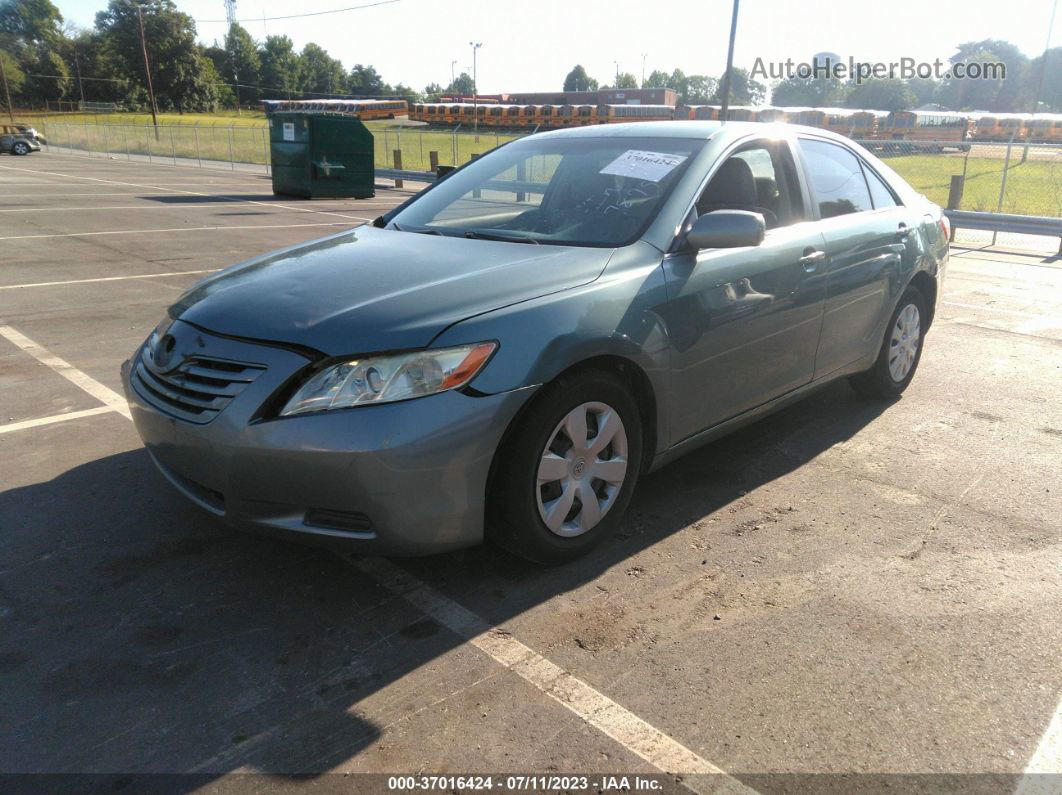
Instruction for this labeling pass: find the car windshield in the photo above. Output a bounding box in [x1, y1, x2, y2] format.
[390, 136, 705, 247]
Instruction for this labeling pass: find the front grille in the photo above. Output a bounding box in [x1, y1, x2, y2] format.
[133, 347, 266, 424]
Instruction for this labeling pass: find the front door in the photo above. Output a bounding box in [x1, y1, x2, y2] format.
[660, 139, 828, 444]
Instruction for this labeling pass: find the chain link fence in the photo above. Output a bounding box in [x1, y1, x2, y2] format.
[37, 121, 526, 174]
[855, 139, 1062, 218]
[34, 122, 1062, 222]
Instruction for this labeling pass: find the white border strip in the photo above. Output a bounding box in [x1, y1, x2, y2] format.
[0, 269, 219, 290]
[0, 325, 130, 419]
[354, 557, 754, 795]
[0, 406, 113, 435]
[0, 221, 352, 241]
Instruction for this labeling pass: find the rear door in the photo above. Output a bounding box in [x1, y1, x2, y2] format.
[795, 136, 919, 378]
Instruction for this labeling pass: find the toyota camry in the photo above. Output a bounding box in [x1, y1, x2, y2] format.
[122, 121, 948, 563]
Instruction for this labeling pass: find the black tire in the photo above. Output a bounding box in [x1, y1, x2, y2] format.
[487, 370, 644, 564]
[12, 142, 30, 156]
[849, 285, 928, 399]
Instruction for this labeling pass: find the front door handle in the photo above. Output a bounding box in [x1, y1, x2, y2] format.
[799, 248, 826, 273]
[897, 223, 912, 240]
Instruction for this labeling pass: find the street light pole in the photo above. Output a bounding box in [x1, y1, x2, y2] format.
[470, 41, 482, 132]
[450, 59, 457, 92]
[614, 60, 620, 88]
[718, 0, 740, 122]
[641, 53, 647, 87]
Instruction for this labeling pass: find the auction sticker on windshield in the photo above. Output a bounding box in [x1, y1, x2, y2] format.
[599, 150, 688, 182]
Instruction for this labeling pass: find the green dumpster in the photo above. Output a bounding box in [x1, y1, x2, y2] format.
[269, 112, 375, 199]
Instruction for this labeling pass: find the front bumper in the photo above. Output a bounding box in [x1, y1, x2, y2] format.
[121, 322, 536, 555]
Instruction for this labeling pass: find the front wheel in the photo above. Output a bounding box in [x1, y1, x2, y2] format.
[849, 285, 928, 399]
[11, 142, 30, 156]
[488, 371, 643, 564]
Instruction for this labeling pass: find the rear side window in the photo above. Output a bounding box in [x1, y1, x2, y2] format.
[798, 138, 872, 218]
[862, 164, 899, 209]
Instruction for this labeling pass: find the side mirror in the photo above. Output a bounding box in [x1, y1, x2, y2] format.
[686, 210, 765, 250]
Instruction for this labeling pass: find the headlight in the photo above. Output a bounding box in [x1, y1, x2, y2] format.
[280, 342, 497, 416]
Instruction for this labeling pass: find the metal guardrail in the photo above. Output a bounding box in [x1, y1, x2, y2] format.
[376, 167, 436, 183]
[945, 209, 1062, 252]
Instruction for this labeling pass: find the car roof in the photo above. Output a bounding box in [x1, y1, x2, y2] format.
[531, 120, 858, 146]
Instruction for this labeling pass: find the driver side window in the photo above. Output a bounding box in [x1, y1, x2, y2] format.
[695, 142, 803, 230]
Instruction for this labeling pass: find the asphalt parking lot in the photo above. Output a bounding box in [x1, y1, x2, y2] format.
[1, 152, 1060, 792]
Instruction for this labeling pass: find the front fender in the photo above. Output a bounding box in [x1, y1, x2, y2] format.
[431, 242, 672, 458]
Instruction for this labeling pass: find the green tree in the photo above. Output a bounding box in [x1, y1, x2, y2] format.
[348, 63, 385, 95]
[0, 49, 25, 109]
[614, 71, 638, 89]
[643, 69, 670, 89]
[259, 34, 298, 99]
[845, 78, 915, 111]
[714, 67, 766, 105]
[906, 77, 940, 107]
[391, 82, 418, 101]
[223, 23, 260, 104]
[20, 46, 70, 103]
[446, 71, 474, 95]
[95, 0, 218, 112]
[297, 42, 344, 96]
[1019, 46, 1062, 111]
[563, 64, 597, 92]
[683, 75, 717, 104]
[771, 74, 845, 106]
[423, 81, 443, 99]
[0, 0, 64, 48]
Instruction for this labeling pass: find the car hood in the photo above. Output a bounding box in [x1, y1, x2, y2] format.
[171, 225, 614, 356]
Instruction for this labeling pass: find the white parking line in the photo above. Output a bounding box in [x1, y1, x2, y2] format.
[0, 325, 130, 419]
[0, 406, 113, 435]
[0, 221, 353, 241]
[941, 301, 1058, 320]
[1016, 697, 1062, 794]
[0, 163, 375, 223]
[354, 557, 752, 795]
[0, 269, 220, 291]
[0, 202, 298, 213]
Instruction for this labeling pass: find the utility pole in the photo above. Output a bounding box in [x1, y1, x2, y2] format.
[72, 48, 86, 109]
[470, 41, 481, 132]
[718, 0, 740, 122]
[0, 56, 14, 123]
[137, 4, 160, 139]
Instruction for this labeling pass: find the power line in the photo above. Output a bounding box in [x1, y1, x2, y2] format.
[195, 0, 398, 24]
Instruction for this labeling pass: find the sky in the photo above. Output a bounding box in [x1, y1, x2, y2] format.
[53, 0, 1062, 95]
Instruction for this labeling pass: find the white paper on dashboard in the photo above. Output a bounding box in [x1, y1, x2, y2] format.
[599, 150, 687, 182]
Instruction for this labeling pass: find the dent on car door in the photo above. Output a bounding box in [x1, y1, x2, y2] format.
[796, 137, 916, 379]
[659, 139, 828, 444]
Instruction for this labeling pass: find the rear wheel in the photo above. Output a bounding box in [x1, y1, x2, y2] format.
[849, 285, 927, 399]
[488, 371, 643, 564]
[11, 142, 30, 156]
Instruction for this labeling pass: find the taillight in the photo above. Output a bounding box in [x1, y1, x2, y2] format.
[939, 214, 951, 241]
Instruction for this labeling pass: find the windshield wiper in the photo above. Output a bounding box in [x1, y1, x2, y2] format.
[463, 230, 540, 245]
[390, 222, 444, 236]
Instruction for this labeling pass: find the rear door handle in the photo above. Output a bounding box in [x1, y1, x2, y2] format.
[799, 248, 826, 273]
